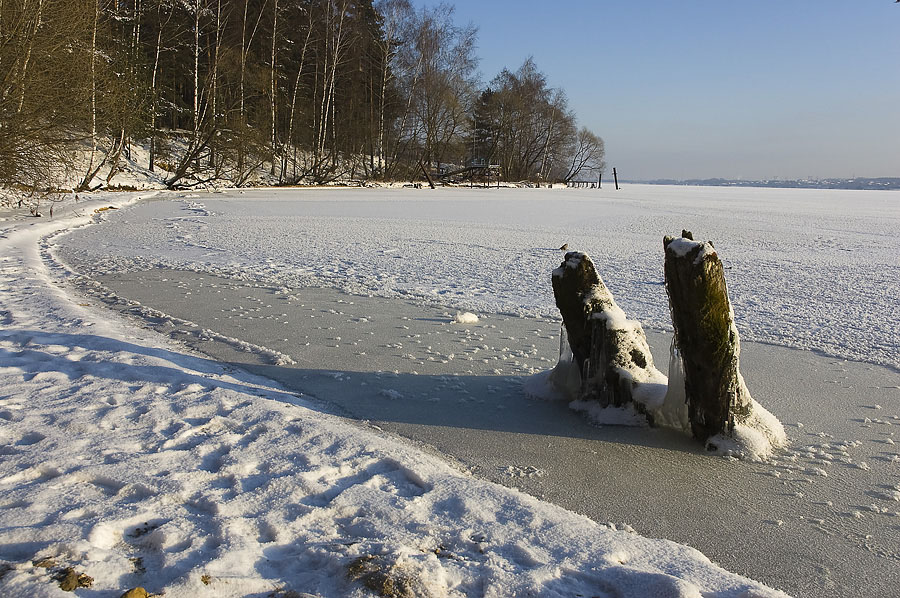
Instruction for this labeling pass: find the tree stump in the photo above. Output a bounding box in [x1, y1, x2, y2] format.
[551, 252, 665, 410]
[662, 233, 753, 444]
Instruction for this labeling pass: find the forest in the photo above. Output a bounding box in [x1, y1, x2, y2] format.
[0, 0, 605, 191]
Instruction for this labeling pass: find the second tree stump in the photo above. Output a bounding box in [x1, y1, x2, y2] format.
[662, 234, 753, 444]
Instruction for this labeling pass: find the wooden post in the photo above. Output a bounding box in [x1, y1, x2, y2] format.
[613, 168, 619, 190]
[598, 174, 602, 189]
[418, 161, 435, 189]
[552, 252, 664, 409]
[663, 232, 753, 444]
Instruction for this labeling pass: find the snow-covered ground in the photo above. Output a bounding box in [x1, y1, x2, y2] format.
[1, 185, 899, 597]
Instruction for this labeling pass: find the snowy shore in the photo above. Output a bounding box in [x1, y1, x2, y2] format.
[2, 186, 899, 597]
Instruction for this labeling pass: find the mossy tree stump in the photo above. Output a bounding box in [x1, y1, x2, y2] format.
[551, 251, 661, 409]
[663, 233, 753, 443]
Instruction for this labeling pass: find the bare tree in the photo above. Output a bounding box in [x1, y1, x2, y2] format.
[562, 127, 605, 182]
[269, 0, 278, 173]
[372, 0, 411, 178]
[0, 0, 93, 193]
[399, 2, 477, 170]
[148, 1, 173, 172]
[484, 58, 575, 181]
[75, 0, 104, 191]
[281, 3, 314, 182]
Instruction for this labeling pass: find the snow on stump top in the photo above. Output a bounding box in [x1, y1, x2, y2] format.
[551, 251, 666, 412]
[663, 232, 786, 459]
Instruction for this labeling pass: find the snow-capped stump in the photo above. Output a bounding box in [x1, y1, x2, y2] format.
[551, 251, 667, 412]
[663, 232, 786, 457]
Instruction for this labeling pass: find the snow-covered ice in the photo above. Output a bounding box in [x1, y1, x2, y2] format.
[2, 185, 899, 597]
[56, 185, 900, 368]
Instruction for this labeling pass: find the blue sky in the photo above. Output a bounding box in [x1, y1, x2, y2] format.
[418, 1, 900, 180]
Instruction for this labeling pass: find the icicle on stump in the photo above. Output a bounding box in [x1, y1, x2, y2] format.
[662, 233, 786, 457]
[551, 252, 667, 416]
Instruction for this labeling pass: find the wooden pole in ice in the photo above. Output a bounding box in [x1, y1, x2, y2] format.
[418, 161, 435, 189]
[662, 232, 753, 444]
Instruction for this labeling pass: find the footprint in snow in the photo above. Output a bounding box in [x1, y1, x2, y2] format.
[16, 431, 47, 446]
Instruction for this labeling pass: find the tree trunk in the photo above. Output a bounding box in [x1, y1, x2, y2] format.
[269, 0, 278, 175]
[16, 0, 43, 114]
[209, 0, 222, 168]
[376, 46, 389, 175]
[149, 6, 165, 172]
[551, 251, 665, 411]
[418, 161, 435, 188]
[77, 0, 102, 192]
[193, 0, 200, 137]
[283, 22, 311, 183]
[662, 233, 753, 444]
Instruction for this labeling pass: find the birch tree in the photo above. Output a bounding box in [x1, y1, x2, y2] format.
[372, 0, 411, 177]
[76, 0, 104, 191]
[400, 2, 477, 169]
[281, 2, 313, 182]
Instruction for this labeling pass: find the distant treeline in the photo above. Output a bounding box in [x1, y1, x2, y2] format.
[636, 178, 900, 191]
[0, 0, 605, 191]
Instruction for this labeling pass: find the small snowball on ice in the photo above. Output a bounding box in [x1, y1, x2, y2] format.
[453, 312, 479, 324]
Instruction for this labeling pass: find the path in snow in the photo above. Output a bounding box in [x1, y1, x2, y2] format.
[67, 266, 900, 598]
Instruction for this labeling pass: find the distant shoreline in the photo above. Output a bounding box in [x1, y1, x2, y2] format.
[625, 177, 900, 191]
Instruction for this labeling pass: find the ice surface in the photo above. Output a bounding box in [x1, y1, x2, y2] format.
[55, 185, 900, 369]
[4, 185, 900, 597]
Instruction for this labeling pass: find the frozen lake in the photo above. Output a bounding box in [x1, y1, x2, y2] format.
[51, 184, 900, 598]
[60, 185, 900, 369]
